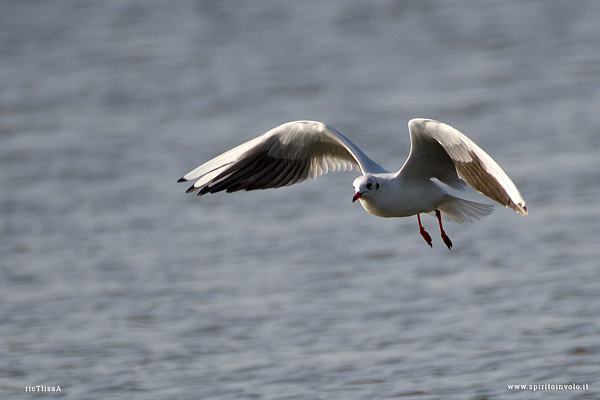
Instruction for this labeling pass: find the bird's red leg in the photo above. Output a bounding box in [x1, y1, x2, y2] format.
[435, 210, 452, 250]
[417, 214, 432, 247]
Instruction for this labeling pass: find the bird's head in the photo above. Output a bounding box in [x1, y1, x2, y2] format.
[352, 175, 380, 203]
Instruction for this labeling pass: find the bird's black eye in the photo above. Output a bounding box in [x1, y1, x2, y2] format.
[366, 182, 373, 190]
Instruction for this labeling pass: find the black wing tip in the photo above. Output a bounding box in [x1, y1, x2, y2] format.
[177, 177, 188, 183]
[185, 184, 197, 194]
[507, 201, 527, 216]
[519, 203, 528, 216]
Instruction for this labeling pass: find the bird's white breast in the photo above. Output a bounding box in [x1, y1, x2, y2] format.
[359, 178, 447, 218]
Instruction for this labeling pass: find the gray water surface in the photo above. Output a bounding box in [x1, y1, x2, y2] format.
[1, 1, 599, 399]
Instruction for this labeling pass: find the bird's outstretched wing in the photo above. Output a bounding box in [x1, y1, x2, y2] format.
[399, 118, 527, 215]
[179, 121, 387, 195]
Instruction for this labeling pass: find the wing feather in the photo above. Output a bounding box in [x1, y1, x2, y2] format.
[179, 121, 387, 196]
[401, 119, 527, 215]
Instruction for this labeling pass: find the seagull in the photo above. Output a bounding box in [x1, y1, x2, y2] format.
[178, 119, 527, 249]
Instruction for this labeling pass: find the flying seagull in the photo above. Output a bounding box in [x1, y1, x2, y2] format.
[178, 119, 527, 249]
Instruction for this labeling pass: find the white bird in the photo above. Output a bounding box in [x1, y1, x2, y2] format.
[179, 119, 527, 249]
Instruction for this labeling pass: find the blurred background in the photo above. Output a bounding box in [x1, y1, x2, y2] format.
[1, 1, 599, 399]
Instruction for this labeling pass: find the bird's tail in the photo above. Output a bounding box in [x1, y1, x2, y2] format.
[433, 195, 495, 224]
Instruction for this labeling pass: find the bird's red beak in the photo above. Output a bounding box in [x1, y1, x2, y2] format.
[352, 192, 362, 203]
